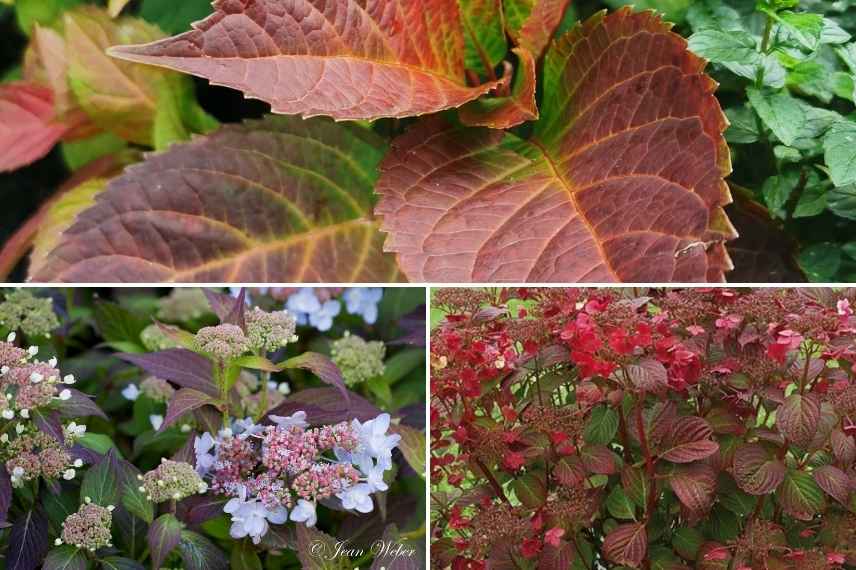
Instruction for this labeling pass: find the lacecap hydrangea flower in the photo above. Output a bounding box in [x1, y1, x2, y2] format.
[192, 411, 400, 544]
[343, 288, 383, 325]
[0, 289, 59, 339]
[139, 323, 180, 352]
[245, 307, 298, 352]
[56, 500, 114, 551]
[330, 332, 386, 386]
[286, 288, 341, 332]
[194, 323, 250, 360]
[139, 458, 208, 502]
[157, 288, 211, 322]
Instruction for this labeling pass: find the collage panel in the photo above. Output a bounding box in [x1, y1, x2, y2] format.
[430, 287, 856, 569]
[0, 286, 427, 570]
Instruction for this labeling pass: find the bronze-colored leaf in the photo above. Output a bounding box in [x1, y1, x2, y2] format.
[376, 9, 735, 283]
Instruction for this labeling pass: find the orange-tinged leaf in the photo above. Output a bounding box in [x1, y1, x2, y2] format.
[459, 0, 508, 77]
[108, 0, 133, 18]
[603, 522, 647, 567]
[32, 117, 402, 283]
[459, 47, 539, 129]
[376, 9, 736, 283]
[0, 82, 68, 173]
[107, 0, 499, 121]
[505, 0, 572, 58]
[65, 6, 172, 145]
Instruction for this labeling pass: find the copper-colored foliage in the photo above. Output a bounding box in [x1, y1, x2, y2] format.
[0, 83, 68, 173]
[108, 0, 498, 120]
[376, 9, 736, 283]
[33, 117, 402, 282]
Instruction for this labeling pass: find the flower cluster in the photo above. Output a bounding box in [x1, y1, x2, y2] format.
[285, 288, 342, 332]
[330, 332, 386, 386]
[0, 289, 59, 339]
[245, 306, 298, 352]
[139, 458, 208, 502]
[139, 323, 180, 351]
[157, 287, 211, 322]
[194, 323, 250, 360]
[431, 288, 856, 569]
[56, 500, 114, 551]
[193, 412, 400, 544]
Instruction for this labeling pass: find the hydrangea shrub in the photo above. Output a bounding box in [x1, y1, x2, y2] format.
[0, 286, 427, 570]
[431, 287, 856, 569]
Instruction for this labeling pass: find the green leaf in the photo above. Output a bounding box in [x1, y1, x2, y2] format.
[762, 171, 800, 218]
[365, 376, 392, 407]
[15, 0, 84, 35]
[392, 425, 426, 478]
[100, 557, 145, 570]
[140, 0, 213, 35]
[829, 183, 856, 220]
[793, 175, 827, 218]
[725, 105, 761, 144]
[178, 530, 228, 570]
[606, 486, 636, 520]
[748, 88, 806, 146]
[777, 469, 826, 520]
[824, 120, 856, 187]
[672, 527, 703, 560]
[688, 30, 760, 66]
[43, 545, 86, 570]
[381, 348, 425, 385]
[230, 540, 262, 570]
[94, 301, 149, 349]
[122, 477, 154, 524]
[81, 452, 119, 507]
[153, 76, 219, 151]
[61, 132, 127, 171]
[458, 0, 508, 77]
[584, 405, 619, 445]
[149, 513, 184, 569]
[777, 11, 825, 51]
[821, 18, 851, 45]
[799, 242, 842, 281]
[78, 433, 119, 455]
[512, 470, 547, 508]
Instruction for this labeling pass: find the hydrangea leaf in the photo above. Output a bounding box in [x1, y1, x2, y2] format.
[732, 443, 786, 495]
[659, 416, 719, 463]
[33, 117, 401, 282]
[504, 0, 573, 58]
[177, 530, 228, 570]
[777, 469, 825, 521]
[108, 0, 499, 121]
[161, 389, 215, 432]
[391, 424, 426, 477]
[140, 0, 214, 35]
[8, 508, 49, 570]
[776, 392, 820, 448]
[459, 0, 508, 77]
[376, 9, 735, 282]
[64, 7, 169, 146]
[459, 47, 539, 129]
[148, 514, 183, 570]
[0, 82, 68, 173]
[108, 0, 132, 18]
[669, 463, 716, 512]
[43, 546, 87, 570]
[603, 522, 647, 567]
[813, 464, 850, 505]
[824, 121, 856, 187]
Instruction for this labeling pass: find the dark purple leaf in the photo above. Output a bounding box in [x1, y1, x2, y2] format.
[149, 514, 183, 570]
[33, 410, 65, 443]
[389, 306, 427, 347]
[177, 530, 228, 570]
[8, 508, 49, 570]
[0, 466, 11, 523]
[177, 495, 228, 529]
[161, 389, 214, 433]
[280, 352, 349, 405]
[370, 524, 423, 570]
[119, 350, 216, 397]
[70, 444, 102, 465]
[57, 388, 107, 420]
[172, 431, 197, 465]
[266, 387, 382, 426]
[203, 288, 245, 329]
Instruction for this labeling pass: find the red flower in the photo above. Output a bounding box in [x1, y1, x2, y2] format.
[544, 527, 565, 548]
[827, 552, 846, 564]
[503, 451, 525, 471]
[501, 405, 518, 422]
[448, 506, 469, 529]
[520, 537, 542, 559]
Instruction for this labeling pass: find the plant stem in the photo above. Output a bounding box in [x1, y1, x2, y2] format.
[475, 458, 510, 504]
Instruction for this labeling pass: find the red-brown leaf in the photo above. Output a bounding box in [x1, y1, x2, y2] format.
[776, 392, 821, 449]
[506, 0, 573, 58]
[603, 522, 647, 567]
[813, 464, 850, 505]
[32, 117, 401, 282]
[108, 0, 498, 121]
[732, 443, 786, 495]
[459, 47, 539, 129]
[660, 416, 719, 463]
[0, 83, 67, 173]
[669, 463, 716, 512]
[376, 9, 735, 283]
